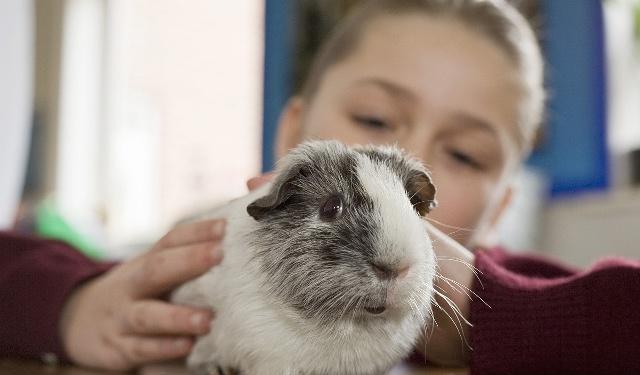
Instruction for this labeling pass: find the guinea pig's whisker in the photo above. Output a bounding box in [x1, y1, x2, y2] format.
[419, 290, 433, 316]
[353, 295, 368, 318]
[317, 274, 365, 322]
[423, 217, 476, 232]
[407, 294, 422, 320]
[436, 256, 481, 274]
[433, 286, 463, 320]
[435, 256, 486, 290]
[424, 218, 476, 238]
[435, 274, 473, 301]
[408, 185, 427, 202]
[421, 327, 435, 365]
[434, 263, 474, 294]
[429, 301, 442, 330]
[419, 295, 438, 362]
[434, 285, 472, 327]
[328, 289, 355, 321]
[415, 293, 429, 317]
[337, 293, 358, 322]
[435, 273, 490, 308]
[418, 320, 438, 366]
[405, 287, 432, 327]
[407, 295, 418, 315]
[430, 297, 455, 333]
[346, 298, 360, 322]
[432, 288, 472, 350]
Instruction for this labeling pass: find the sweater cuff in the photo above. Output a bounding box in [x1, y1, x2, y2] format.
[0, 240, 114, 363]
[469, 248, 591, 374]
[469, 248, 640, 375]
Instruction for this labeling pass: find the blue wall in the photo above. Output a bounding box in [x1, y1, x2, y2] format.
[261, 0, 295, 172]
[528, 0, 608, 197]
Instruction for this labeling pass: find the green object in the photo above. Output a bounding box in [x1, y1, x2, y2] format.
[634, 2, 640, 42]
[35, 200, 105, 260]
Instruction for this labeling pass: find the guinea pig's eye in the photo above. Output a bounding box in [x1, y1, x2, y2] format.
[319, 194, 344, 221]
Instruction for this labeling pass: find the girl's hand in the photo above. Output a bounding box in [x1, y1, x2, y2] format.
[246, 172, 275, 191]
[59, 219, 225, 370]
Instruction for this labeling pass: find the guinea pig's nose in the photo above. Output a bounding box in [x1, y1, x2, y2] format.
[370, 262, 409, 280]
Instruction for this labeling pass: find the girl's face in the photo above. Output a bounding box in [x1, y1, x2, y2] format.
[276, 15, 526, 246]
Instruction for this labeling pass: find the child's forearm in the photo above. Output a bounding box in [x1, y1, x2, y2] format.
[418, 222, 475, 366]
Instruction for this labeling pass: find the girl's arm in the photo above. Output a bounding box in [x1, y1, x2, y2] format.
[0, 231, 114, 361]
[419, 224, 640, 374]
[0, 220, 224, 370]
[469, 248, 640, 374]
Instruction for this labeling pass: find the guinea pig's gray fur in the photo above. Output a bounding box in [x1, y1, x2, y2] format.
[171, 140, 437, 375]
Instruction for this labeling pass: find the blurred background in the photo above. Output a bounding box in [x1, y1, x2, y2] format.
[1, 0, 639, 266]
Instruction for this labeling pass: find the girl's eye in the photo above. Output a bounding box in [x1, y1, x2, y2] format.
[447, 148, 484, 170]
[319, 194, 344, 221]
[351, 114, 391, 130]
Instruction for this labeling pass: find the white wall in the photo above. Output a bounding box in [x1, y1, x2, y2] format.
[542, 190, 640, 267]
[0, 0, 33, 229]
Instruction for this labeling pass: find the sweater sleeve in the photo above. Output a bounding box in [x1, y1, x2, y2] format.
[469, 247, 640, 375]
[0, 231, 115, 363]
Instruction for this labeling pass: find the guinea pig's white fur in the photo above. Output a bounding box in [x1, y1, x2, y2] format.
[171, 141, 436, 375]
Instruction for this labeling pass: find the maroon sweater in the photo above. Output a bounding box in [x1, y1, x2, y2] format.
[0, 231, 639, 372]
[470, 248, 640, 374]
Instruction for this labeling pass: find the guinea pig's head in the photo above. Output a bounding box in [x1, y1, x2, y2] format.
[247, 140, 436, 328]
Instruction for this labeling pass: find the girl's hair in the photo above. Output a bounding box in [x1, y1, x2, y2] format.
[299, 0, 545, 152]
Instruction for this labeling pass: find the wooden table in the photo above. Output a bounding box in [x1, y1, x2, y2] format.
[0, 359, 468, 375]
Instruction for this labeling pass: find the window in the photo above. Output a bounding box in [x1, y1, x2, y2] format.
[605, 0, 640, 154]
[57, 0, 264, 257]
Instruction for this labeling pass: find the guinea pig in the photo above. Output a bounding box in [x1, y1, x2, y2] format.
[171, 140, 438, 375]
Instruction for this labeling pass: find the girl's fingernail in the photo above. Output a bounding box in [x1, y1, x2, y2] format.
[174, 338, 191, 351]
[211, 244, 223, 263]
[190, 313, 205, 328]
[212, 221, 226, 237]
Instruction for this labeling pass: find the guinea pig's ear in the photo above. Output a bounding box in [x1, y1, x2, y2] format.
[247, 166, 306, 221]
[406, 170, 437, 216]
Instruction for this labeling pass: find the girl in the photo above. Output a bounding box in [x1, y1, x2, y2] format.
[253, 0, 640, 372]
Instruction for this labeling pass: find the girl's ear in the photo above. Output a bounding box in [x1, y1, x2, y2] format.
[275, 97, 305, 160]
